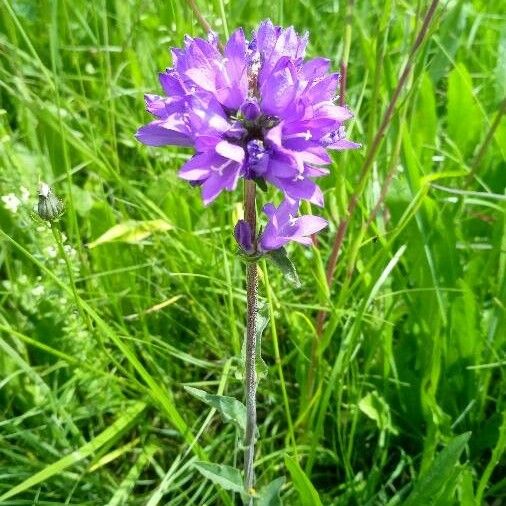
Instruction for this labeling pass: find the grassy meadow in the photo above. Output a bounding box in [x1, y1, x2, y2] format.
[0, 0, 505, 504]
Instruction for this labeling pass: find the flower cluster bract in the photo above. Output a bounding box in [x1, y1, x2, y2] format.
[136, 20, 358, 251]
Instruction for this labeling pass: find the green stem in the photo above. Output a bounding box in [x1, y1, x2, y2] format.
[50, 224, 86, 323]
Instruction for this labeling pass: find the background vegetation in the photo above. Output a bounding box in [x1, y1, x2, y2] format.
[0, 0, 505, 504]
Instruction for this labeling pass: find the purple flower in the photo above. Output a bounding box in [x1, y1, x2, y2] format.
[136, 20, 359, 207]
[259, 198, 328, 251]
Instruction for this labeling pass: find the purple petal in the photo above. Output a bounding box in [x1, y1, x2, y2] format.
[135, 120, 191, 147]
[201, 161, 241, 205]
[260, 59, 297, 115]
[304, 73, 339, 102]
[178, 152, 214, 181]
[301, 58, 331, 81]
[159, 70, 186, 96]
[215, 140, 245, 163]
[314, 102, 353, 122]
[292, 215, 328, 236]
[221, 28, 248, 108]
[259, 223, 288, 251]
[327, 139, 362, 150]
[262, 203, 277, 219]
[277, 176, 324, 207]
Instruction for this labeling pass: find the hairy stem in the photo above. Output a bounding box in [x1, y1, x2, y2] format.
[243, 180, 257, 499]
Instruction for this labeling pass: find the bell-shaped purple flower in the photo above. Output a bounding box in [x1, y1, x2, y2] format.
[259, 198, 328, 251]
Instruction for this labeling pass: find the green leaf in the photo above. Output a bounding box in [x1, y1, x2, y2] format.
[284, 456, 322, 506]
[257, 477, 285, 506]
[494, 27, 506, 100]
[447, 63, 481, 156]
[87, 219, 172, 248]
[184, 386, 246, 434]
[255, 306, 269, 381]
[267, 247, 301, 287]
[0, 402, 146, 503]
[410, 71, 437, 169]
[403, 432, 471, 506]
[255, 177, 268, 192]
[358, 391, 399, 438]
[239, 303, 270, 382]
[193, 462, 243, 493]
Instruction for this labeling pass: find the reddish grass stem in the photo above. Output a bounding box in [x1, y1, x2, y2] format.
[184, 0, 224, 50]
[315, 0, 441, 337]
[468, 97, 506, 183]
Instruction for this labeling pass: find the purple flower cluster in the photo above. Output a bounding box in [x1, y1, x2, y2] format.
[136, 20, 358, 251]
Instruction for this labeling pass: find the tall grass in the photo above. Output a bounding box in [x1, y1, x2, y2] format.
[0, 0, 505, 504]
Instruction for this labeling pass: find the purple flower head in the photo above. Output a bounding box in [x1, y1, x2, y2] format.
[136, 20, 359, 207]
[259, 198, 328, 251]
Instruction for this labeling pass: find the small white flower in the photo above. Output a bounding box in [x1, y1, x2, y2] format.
[31, 285, 45, 297]
[63, 244, 76, 256]
[1, 193, 22, 213]
[45, 246, 58, 258]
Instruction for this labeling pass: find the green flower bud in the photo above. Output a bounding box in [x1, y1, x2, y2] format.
[37, 182, 64, 222]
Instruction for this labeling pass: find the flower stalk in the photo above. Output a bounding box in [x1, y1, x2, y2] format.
[243, 179, 257, 500]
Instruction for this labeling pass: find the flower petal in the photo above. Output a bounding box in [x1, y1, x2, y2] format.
[135, 120, 191, 147]
[215, 140, 245, 163]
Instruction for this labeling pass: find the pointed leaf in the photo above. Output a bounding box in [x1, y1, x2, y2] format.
[447, 64, 481, 156]
[193, 462, 243, 493]
[184, 386, 246, 434]
[403, 432, 471, 506]
[239, 303, 270, 382]
[284, 456, 322, 506]
[267, 247, 301, 287]
[255, 307, 269, 381]
[358, 391, 398, 436]
[87, 219, 172, 248]
[257, 477, 285, 506]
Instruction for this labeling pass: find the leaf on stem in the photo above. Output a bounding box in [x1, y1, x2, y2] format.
[184, 386, 246, 434]
[193, 462, 243, 493]
[257, 477, 285, 506]
[267, 247, 301, 287]
[255, 305, 269, 381]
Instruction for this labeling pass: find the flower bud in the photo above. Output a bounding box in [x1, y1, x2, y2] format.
[240, 99, 261, 121]
[37, 182, 64, 222]
[234, 219, 254, 254]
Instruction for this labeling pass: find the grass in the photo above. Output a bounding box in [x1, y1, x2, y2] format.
[0, 0, 505, 504]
